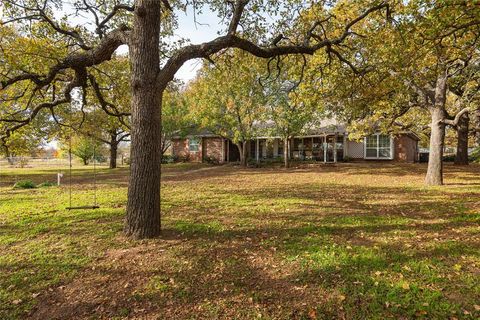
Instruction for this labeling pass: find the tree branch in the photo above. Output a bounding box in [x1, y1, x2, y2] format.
[1, 26, 130, 90]
[228, 0, 249, 35]
[442, 108, 469, 126]
[158, 1, 388, 89]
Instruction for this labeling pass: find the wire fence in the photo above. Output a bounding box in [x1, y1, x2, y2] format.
[0, 156, 124, 169]
[0, 157, 69, 169]
[0, 156, 121, 187]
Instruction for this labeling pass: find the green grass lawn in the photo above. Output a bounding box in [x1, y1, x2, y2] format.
[0, 163, 479, 319]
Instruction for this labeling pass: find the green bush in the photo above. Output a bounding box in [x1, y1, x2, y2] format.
[442, 154, 455, 162]
[161, 154, 176, 164]
[469, 147, 480, 163]
[203, 156, 220, 165]
[38, 181, 56, 188]
[13, 180, 37, 189]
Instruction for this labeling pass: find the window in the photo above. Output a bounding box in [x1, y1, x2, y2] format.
[365, 135, 378, 158]
[277, 141, 284, 158]
[188, 138, 200, 152]
[336, 135, 344, 161]
[365, 134, 392, 159]
[293, 138, 303, 151]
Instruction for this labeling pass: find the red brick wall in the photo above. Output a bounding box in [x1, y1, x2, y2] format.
[171, 138, 203, 162]
[394, 135, 418, 163]
[202, 138, 224, 162]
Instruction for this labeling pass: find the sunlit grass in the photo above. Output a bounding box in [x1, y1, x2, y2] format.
[0, 162, 479, 319]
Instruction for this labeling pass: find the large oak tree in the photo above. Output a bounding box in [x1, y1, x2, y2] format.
[1, 0, 388, 238]
[300, 0, 480, 185]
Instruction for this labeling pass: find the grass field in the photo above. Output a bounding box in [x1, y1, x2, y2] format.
[0, 162, 479, 319]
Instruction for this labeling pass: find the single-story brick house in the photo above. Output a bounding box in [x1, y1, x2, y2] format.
[171, 123, 420, 164]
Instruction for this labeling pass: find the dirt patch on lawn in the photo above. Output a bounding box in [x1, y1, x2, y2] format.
[29, 230, 332, 320]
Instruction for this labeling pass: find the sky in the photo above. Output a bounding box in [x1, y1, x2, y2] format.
[111, 6, 224, 83]
[173, 8, 224, 82]
[0, 3, 224, 82]
[0, 3, 227, 148]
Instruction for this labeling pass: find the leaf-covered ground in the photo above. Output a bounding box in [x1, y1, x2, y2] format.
[0, 163, 479, 319]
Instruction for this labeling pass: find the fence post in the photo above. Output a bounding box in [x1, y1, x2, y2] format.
[57, 173, 63, 186]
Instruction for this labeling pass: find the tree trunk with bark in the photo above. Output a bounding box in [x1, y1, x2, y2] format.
[109, 133, 119, 169]
[454, 113, 469, 165]
[475, 107, 480, 147]
[237, 141, 248, 167]
[283, 138, 289, 168]
[425, 71, 448, 186]
[4, 146, 14, 165]
[125, 0, 162, 239]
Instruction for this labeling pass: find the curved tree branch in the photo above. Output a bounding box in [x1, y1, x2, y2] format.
[159, 1, 388, 89]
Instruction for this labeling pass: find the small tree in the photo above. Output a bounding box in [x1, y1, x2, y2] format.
[161, 84, 191, 157]
[70, 136, 104, 165]
[300, 1, 480, 185]
[189, 50, 266, 166]
[264, 57, 317, 168]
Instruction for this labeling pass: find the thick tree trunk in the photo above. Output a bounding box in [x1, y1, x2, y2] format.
[425, 72, 448, 186]
[4, 147, 14, 165]
[454, 113, 469, 165]
[475, 107, 480, 147]
[109, 135, 118, 169]
[425, 108, 446, 185]
[283, 138, 289, 168]
[125, 0, 162, 239]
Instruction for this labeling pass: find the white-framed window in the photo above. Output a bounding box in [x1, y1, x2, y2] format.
[188, 137, 200, 152]
[364, 134, 393, 159]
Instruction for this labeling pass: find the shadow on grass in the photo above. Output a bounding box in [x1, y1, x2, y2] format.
[28, 210, 480, 319]
[2, 163, 479, 319]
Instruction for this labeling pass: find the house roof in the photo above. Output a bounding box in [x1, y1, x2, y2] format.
[172, 120, 418, 140]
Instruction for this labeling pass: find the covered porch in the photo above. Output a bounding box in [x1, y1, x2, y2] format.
[249, 134, 346, 163]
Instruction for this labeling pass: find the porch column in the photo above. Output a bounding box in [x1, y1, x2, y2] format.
[334, 133, 338, 163]
[290, 138, 294, 159]
[221, 138, 225, 163]
[344, 135, 348, 158]
[256, 138, 260, 163]
[323, 134, 327, 163]
[301, 138, 304, 160]
[226, 140, 230, 163]
[312, 137, 314, 161]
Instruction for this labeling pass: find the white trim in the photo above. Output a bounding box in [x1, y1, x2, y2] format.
[333, 133, 338, 163]
[221, 138, 225, 163]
